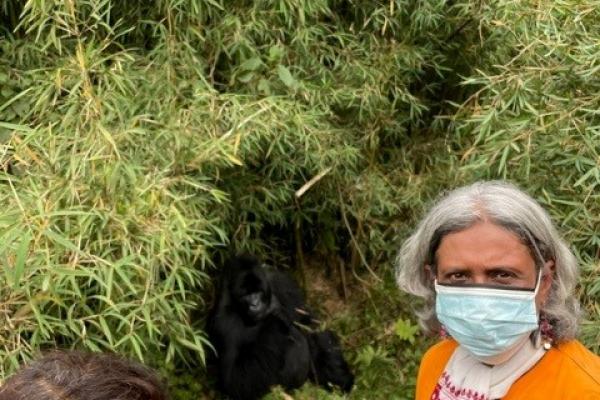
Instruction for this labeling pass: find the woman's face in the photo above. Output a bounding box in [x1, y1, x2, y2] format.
[432, 221, 554, 307]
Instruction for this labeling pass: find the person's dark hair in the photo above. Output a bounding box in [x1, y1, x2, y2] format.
[0, 350, 169, 400]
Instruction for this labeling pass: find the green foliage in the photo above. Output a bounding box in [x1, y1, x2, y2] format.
[334, 272, 431, 400]
[448, 0, 600, 350]
[394, 318, 420, 345]
[0, 0, 599, 398]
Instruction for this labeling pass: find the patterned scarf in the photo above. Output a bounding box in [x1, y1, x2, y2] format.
[431, 338, 546, 400]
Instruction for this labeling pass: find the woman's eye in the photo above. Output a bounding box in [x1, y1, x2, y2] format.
[492, 271, 516, 282]
[448, 273, 468, 282]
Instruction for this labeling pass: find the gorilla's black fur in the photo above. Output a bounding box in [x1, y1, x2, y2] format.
[207, 255, 353, 400]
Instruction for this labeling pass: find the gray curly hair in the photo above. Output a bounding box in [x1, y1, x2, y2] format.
[395, 180, 581, 342]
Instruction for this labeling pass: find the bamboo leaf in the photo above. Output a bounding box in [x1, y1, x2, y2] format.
[277, 65, 297, 89]
[12, 230, 31, 288]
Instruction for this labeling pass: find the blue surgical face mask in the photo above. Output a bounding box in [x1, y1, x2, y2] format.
[434, 271, 541, 365]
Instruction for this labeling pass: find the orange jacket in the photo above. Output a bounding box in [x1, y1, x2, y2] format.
[416, 339, 600, 400]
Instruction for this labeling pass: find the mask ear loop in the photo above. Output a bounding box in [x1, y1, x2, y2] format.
[523, 229, 553, 349]
[533, 268, 543, 295]
[522, 229, 545, 294]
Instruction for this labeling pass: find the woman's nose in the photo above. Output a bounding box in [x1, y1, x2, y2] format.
[471, 274, 489, 285]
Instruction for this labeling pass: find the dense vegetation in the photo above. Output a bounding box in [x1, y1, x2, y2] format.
[1, 0, 598, 398]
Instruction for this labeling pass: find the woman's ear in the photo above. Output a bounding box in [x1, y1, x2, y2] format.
[425, 264, 436, 282]
[538, 259, 555, 305]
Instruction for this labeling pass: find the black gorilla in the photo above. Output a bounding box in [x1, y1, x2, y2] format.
[307, 330, 355, 392]
[207, 255, 354, 400]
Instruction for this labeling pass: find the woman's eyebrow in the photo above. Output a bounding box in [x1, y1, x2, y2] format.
[439, 267, 471, 275]
[484, 266, 524, 275]
[438, 266, 526, 277]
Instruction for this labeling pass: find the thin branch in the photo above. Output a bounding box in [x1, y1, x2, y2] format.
[337, 186, 381, 283]
[295, 167, 332, 199]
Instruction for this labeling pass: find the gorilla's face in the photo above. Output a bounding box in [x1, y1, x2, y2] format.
[231, 268, 273, 323]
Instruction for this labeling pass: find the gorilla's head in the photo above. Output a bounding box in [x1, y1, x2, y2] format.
[227, 255, 276, 323]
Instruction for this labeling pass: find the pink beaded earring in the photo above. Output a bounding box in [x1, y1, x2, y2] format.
[439, 325, 449, 339]
[539, 313, 554, 350]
